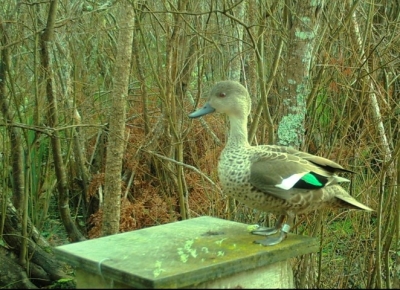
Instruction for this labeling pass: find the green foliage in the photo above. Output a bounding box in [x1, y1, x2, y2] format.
[314, 93, 332, 129]
[24, 115, 53, 231]
[48, 278, 76, 289]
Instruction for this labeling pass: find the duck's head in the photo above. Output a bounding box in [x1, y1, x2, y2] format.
[189, 81, 251, 119]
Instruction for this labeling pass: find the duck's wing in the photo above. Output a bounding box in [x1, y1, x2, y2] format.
[249, 151, 349, 201]
[260, 145, 355, 174]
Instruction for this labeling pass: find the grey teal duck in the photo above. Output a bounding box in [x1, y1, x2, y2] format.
[189, 80, 373, 246]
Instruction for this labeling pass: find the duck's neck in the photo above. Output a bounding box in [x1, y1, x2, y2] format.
[226, 116, 250, 148]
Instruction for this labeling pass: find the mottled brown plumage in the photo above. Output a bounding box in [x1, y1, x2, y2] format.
[189, 80, 373, 245]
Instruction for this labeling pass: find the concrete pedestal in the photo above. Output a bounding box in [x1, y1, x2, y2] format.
[55, 216, 318, 288]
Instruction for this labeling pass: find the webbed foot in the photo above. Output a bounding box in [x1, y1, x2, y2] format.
[251, 214, 285, 236]
[251, 226, 279, 236]
[253, 224, 290, 246]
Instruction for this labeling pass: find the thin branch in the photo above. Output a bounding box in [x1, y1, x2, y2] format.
[0, 122, 107, 136]
[144, 150, 223, 194]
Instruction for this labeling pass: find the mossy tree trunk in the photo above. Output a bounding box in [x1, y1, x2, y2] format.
[101, 1, 135, 236]
[275, 2, 324, 287]
[277, 0, 323, 149]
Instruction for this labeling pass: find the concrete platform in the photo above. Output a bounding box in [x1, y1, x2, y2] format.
[55, 216, 318, 288]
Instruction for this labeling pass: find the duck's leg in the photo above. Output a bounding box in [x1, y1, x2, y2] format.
[253, 223, 290, 246]
[251, 215, 285, 236]
[253, 215, 293, 246]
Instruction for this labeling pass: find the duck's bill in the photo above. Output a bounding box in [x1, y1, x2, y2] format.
[188, 102, 216, 118]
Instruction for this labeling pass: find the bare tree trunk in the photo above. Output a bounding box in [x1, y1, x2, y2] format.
[248, 2, 282, 145]
[0, 19, 28, 267]
[152, 0, 193, 221]
[132, 8, 150, 136]
[228, 2, 245, 81]
[101, 1, 135, 236]
[40, 0, 84, 242]
[55, 35, 91, 229]
[349, 4, 392, 170]
[348, 2, 394, 288]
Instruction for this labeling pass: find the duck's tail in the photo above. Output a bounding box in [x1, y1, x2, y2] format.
[327, 185, 374, 211]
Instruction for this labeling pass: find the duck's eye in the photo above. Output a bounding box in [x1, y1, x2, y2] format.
[218, 92, 226, 98]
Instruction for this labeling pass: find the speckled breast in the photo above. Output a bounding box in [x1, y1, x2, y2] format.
[217, 149, 289, 214]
